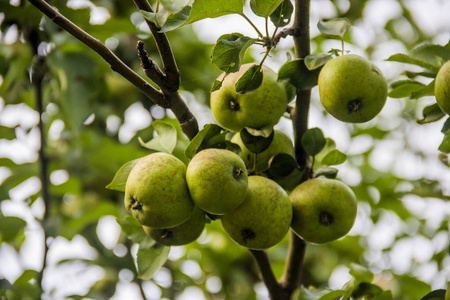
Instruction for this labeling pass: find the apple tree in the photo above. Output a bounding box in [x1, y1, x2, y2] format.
[0, 0, 449, 299]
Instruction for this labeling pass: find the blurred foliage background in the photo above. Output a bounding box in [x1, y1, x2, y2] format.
[0, 0, 449, 299]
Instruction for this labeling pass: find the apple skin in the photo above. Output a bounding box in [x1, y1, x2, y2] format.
[435, 60, 450, 115]
[221, 176, 293, 250]
[143, 206, 206, 246]
[231, 129, 295, 172]
[318, 54, 388, 123]
[186, 148, 248, 215]
[124, 153, 194, 228]
[210, 64, 288, 132]
[289, 178, 357, 244]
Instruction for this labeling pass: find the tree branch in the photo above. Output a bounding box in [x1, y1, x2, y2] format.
[27, 0, 199, 140]
[250, 250, 282, 298]
[27, 0, 165, 106]
[280, 0, 312, 293]
[281, 231, 307, 293]
[132, 0, 181, 91]
[31, 55, 50, 295]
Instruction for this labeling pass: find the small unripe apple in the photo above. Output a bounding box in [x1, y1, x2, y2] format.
[318, 54, 388, 123]
[186, 148, 248, 215]
[221, 176, 292, 250]
[124, 153, 194, 228]
[143, 207, 206, 246]
[210, 64, 288, 132]
[435, 60, 450, 114]
[290, 178, 357, 244]
[231, 129, 295, 172]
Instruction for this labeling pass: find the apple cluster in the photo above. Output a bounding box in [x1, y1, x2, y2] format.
[124, 61, 362, 249]
[124, 149, 356, 249]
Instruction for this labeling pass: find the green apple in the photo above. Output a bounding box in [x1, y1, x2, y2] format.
[231, 129, 295, 172]
[143, 206, 206, 246]
[210, 64, 288, 132]
[221, 176, 293, 250]
[290, 178, 357, 244]
[435, 60, 450, 114]
[318, 54, 388, 123]
[186, 148, 248, 215]
[124, 152, 194, 228]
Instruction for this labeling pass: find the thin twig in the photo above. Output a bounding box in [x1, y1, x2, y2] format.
[31, 55, 50, 295]
[133, 0, 181, 91]
[137, 40, 166, 88]
[272, 27, 299, 47]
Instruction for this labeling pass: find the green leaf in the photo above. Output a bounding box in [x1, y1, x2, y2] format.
[116, 216, 148, 244]
[317, 18, 351, 39]
[420, 289, 446, 300]
[140, 9, 170, 28]
[320, 290, 345, 300]
[373, 290, 393, 300]
[438, 133, 450, 153]
[388, 80, 426, 98]
[349, 263, 374, 284]
[278, 59, 321, 90]
[0, 125, 16, 140]
[211, 33, 256, 73]
[160, 0, 191, 14]
[442, 118, 450, 134]
[386, 53, 439, 72]
[185, 124, 226, 159]
[301, 127, 326, 157]
[245, 126, 274, 138]
[137, 238, 170, 280]
[321, 149, 347, 166]
[269, 0, 293, 28]
[397, 275, 431, 300]
[139, 121, 177, 153]
[405, 70, 437, 79]
[160, 6, 192, 32]
[352, 282, 383, 298]
[240, 127, 274, 154]
[0, 216, 27, 243]
[185, 0, 244, 24]
[296, 287, 343, 300]
[210, 79, 223, 92]
[314, 166, 338, 179]
[105, 159, 139, 192]
[250, 0, 283, 17]
[417, 103, 446, 124]
[410, 80, 435, 99]
[235, 64, 263, 94]
[268, 153, 298, 178]
[304, 53, 332, 70]
[409, 42, 450, 69]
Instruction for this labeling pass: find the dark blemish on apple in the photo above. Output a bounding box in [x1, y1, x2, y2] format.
[347, 99, 362, 113]
[371, 67, 380, 75]
[131, 198, 143, 211]
[233, 167, 245, 181]
[161, 229, 174, 239]
[229, 98, 240, 111]
[319, 211, 333, 226]
[242, 228, 256, 243]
